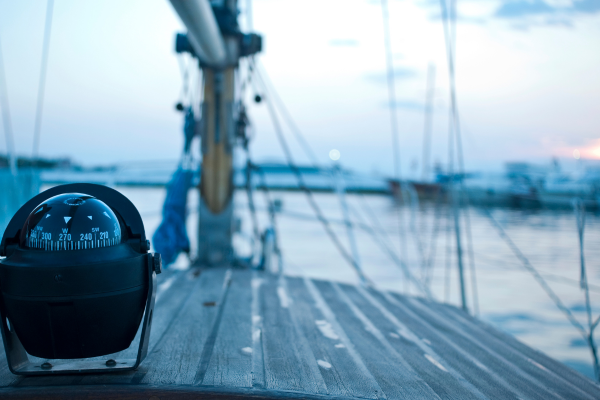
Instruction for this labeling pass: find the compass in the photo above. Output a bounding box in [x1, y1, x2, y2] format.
[21, 193, 122, 251]
[0, 183, 161, 376]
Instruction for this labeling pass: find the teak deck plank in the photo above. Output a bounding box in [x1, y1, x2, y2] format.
[286, 277, 380, 399]
[259, 273, 326, 394]
[0, 267, 598, 399]
[393, 294, 571, 400]
[339, 283, 483, 400]
[312, 280, 440, 400]
[198, 268, 253, 388]
[81, 268, 200, 385]
[439, 301, 600, 399]
[366, 288, 524, 399]
[421, 299, 597, 400]
[134, 268, 229, 385]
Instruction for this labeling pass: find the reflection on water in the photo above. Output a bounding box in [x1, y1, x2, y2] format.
[22, 186, 600, 378]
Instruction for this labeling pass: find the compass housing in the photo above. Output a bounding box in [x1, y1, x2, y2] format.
[0, 184, 160, 361]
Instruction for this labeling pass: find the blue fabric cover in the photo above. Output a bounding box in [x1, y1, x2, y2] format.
[152, 108, 196, 266]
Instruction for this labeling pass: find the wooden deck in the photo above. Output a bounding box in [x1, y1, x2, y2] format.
[0, 267, 598, 399]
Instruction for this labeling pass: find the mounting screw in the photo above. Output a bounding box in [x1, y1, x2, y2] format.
[41, 362, 52, 370]
[153, 253, 162, 275]
[54, 274, 62, 282]
[105, 359, 117, 367]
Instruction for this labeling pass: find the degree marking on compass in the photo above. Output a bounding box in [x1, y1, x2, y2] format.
[103, 212, 111, 219]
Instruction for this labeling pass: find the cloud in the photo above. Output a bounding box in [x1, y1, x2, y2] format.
[364, 67, 418, 84]
[495, 0, 555, 19]
[572, 0, 600, 13]
[418, 0, 600, 29]
[328, 39, 359, 47]
[494, 0, 600, 19]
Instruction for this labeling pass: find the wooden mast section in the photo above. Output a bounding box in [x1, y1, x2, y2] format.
[200, 68, 235, 215]
[170, 0, 260, 266]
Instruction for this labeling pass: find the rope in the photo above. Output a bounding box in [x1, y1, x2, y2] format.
[32, 0, 54, 163]
[244, 154, 260, 245]
[253, 63, 371, 287]
[0, 37, 16, 175]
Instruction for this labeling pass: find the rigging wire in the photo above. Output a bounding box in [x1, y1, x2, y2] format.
[439, 0, 478, 313]
[253, 58, 430, 296]
[423, 196, 444, 287]
[473, 250, 600, 293]
[380, 0, 409, 294]
[177, 55, 191, 105]
[406, 185, 428, 284]
[421, 63, 436, 182]
[255, 61, 320, 166]
[32, 0, 54, 163]
[462, 193, 480, 316]
[356, 195, 433, 298]
[481, 207, 586, 337]
[573, 199, 599, 380]
[334, 167, 363, 274]
[380, 0, 401, 179]
[252, 62, 372, 287]
[256, 165, 284, 274]
[0, 37, 17, 175]
[444, 203, 452, 302]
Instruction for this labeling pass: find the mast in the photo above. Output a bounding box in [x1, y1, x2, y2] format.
[169, 0, 261, 266]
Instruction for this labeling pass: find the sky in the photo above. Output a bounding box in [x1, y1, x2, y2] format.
[0, 0, 599, 177]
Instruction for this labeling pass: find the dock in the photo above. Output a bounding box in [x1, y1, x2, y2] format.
[0, 267, 598, 399]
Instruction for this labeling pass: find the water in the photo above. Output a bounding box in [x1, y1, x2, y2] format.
[15, 185, 600, 379]
[0, 170, 41, 234]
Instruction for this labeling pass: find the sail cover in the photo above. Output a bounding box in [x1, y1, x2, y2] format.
[152, 108, 196, 266]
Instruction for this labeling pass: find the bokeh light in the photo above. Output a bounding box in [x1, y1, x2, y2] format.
[329, 149, 341, 161]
